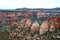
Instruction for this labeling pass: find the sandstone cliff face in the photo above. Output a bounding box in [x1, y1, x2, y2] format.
[30, 21, 40, 33]
[11, 21, 18, 27]
[10, 17, 60, 34]
[4, 18, 60, 40]
[55, 22, 60, 28]
[18, 18, 27, 29]
[39, 21, 50, 35]
[24, 19, 32, 30]
[49, 21, 55, 32]
[49, 17, 60, 28]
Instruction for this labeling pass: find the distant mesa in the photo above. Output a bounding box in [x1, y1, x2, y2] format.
[15, 7, 60, 10]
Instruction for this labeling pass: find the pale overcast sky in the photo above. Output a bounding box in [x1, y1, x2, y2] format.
[0, 0, 60, 9]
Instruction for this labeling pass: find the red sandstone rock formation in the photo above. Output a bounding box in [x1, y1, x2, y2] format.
[49, 21, 55, 32]
[30, 21, 40, 33]
[39, 21, 50, 35]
